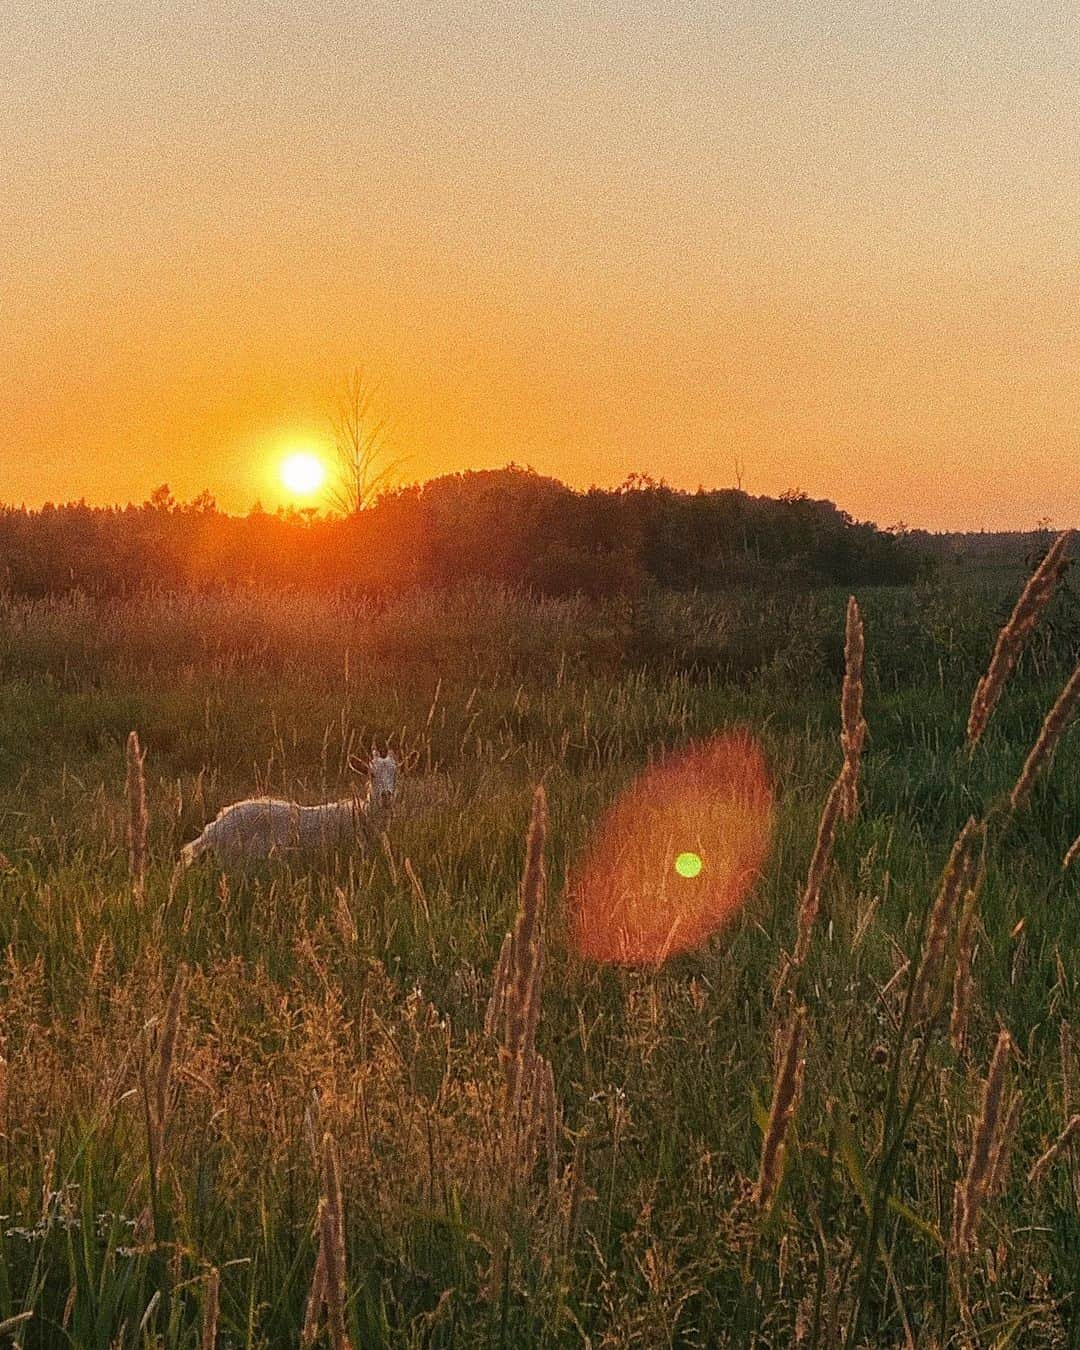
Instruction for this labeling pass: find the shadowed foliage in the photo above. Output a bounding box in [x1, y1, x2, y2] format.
[0, 467, 919, 600]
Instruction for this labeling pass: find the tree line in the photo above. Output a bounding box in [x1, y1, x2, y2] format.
[0, 467, 921, 598]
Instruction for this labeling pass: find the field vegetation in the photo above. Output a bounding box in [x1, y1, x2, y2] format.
[0, 467, 917, 600]
[0, 543, 1078, 1346]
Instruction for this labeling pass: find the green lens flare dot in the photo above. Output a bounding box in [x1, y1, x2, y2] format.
[675, 852, 703, 879]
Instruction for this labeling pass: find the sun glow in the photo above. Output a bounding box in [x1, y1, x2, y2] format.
[280, 451, 326, 497]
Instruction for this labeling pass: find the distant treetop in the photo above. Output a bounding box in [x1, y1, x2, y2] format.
[0, 466, 922, 598]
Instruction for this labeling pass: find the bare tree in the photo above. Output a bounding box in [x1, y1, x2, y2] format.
[328, 368, 401, 515]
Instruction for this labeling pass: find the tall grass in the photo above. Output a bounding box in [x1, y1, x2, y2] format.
[0, 565, 1077, 1345]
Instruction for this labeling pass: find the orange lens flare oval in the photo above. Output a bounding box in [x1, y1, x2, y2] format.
[567, 731, 773, 965]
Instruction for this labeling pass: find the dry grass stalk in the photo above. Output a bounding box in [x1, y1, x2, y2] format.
[1010, 658, 1080, 812]
[501, 786, 548, 1122]
[949, 886, 980, 1056]
[911, 819, 981, 1025]
[519, 1054, 547, 1179]
[839, 595, 868, 822]
[126, 730, 148, 902]
[404, 856, 431, 925]
[953, 1029, 1011, 1252]
[483, 785, 559, 1290]
[562, 1132, 588, 1256]
[483, 930, 513, 1040]
[301, 1238, 327, 1349]
[793, 778, 844, 968]
[147, 964, 186, 1183]
[755, 1006, 806, 1211]
[61, 1284, 76, 1332]
[967, 531, 1071, 750]
[38, 1148, 56, 1225]
[156, 966, 186, 1136]
[877, 957, 909, 1007]
[1064, 835, 1080, 870]
[319, 1133, 352, 1350]
[333, 887, 357, 944]
[200, 1267, 220, 1350]
[987, 1091, 1022, 1199]
[1027, 1114, 1080, 1186]
[539, 1055, 560, 1199]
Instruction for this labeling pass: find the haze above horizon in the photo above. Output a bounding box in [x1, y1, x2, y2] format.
[2, 1, 1077, 532]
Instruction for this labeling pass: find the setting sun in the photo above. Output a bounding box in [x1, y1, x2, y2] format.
[280, 451, 326, 497]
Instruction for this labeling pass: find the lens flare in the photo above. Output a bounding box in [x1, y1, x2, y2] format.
[675, 851, 703, 878]
[567, 731, 773, 965]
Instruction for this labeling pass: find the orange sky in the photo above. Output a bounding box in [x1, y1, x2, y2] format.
[2, 2, 1078, 529]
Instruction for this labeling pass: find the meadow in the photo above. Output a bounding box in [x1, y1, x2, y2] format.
[0, 560, 1077, 1347]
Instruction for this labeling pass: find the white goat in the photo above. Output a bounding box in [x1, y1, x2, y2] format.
[177, 752, 398, 871]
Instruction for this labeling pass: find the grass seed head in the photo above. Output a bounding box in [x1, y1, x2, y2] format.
[755, 1006, 807, 1212]
[1010, 658, 1080, 813]
[967, 531, 1072, 750]
[955, 1028, 1012, 1253]
[1027, 1114, 1080, 1186]
[301, 1236, 328, 1349]
[949, 881, 982, 1055]
[987, 1090, 1022, 1199]
[794, 778, 844, 969]
[912, 818, 982, 1025]
[540, 1055, 560, 1198]
[484, 930, 513, 1041]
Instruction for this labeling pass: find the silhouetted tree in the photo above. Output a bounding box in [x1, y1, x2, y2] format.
[328, 368, 400, 515]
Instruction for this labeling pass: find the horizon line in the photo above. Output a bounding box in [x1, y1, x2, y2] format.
[1, 465, 1073, 538]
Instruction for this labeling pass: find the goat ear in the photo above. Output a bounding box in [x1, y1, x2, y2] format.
[348, 753, 370, 775]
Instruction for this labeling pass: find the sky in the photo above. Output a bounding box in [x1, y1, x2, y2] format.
[1, 0, 1078, 529]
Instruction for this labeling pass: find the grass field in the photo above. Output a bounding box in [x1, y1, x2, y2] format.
[0, 567, 1078, 1347]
